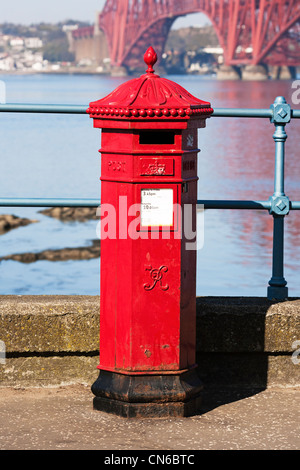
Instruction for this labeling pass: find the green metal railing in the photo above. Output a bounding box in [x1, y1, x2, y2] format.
[0, 96, 299, 300]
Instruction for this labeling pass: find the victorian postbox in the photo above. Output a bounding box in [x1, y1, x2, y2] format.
[88, 47, 213, 417]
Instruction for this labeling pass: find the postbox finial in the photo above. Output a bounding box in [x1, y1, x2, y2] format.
[144, 46, 157, 74]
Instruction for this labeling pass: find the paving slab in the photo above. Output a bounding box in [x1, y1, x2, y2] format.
[0, 384, 299, 451]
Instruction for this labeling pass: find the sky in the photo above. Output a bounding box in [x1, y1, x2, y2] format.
[1, 1, 106, 24]
[0, 1, 209, 28]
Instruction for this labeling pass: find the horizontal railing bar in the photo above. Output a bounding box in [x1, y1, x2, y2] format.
[211, 108, 273, 118]
[0, 104, 299, 119]
[198, 200, 300, 210]
[0, 104, 88, 114]
[212, 108, 299, 119]
[0, 198, 100, 207]
[0, 198, 299, 210]
[198, 200, 271, 209]
[291, 201, 300, 209]
[292, 109, 300, 118]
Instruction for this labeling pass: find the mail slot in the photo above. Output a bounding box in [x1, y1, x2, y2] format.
[139, 131, 175, 145]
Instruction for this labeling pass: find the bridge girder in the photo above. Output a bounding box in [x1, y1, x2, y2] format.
[98, 0, 300, 68]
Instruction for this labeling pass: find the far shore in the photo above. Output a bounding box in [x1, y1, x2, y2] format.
[0, 67, 111, 76]
[0, 66, 298, 80]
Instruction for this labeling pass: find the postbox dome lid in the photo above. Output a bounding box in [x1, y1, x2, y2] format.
[87, 47, 213, 121]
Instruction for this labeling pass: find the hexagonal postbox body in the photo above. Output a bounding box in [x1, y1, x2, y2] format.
[88, 48, 213, 417]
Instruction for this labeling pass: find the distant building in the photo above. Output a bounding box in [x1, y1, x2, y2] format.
[0, 55, 14, 71]
[62, 24, 79, 33]
[24, 37, 43, 49]
[69, 13, 110, 69]
[9, 37, 24, 48]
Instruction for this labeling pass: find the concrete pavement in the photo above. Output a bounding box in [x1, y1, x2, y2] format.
[0, 384, 299, 450]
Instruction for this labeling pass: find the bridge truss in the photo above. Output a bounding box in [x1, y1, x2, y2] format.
[97, 0, 300, 69]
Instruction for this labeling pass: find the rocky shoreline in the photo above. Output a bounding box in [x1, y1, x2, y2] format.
[0, 210, 99, 262]
[0, 239, 100, 263]
[0, 214, 38, 234]
[39, 207, 98, 221]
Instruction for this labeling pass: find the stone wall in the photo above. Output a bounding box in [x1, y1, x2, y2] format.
[0, 296, 299, 389]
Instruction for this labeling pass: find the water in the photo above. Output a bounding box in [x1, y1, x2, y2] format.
[0, 72, 299, 297]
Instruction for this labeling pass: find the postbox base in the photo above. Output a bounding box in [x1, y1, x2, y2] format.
[91, 368, 203, 418]
[93, 395, 202, 418]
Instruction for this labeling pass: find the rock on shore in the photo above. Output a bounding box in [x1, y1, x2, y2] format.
[0, 214, 38, 234]
[0, 209, 100, 262]
[0, 240, 100, 263]
[39, 207, 98, 221]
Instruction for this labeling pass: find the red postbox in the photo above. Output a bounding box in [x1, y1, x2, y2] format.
[88, 47, 213, 417]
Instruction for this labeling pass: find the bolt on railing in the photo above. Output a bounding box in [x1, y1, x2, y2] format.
[0, 96, 299, 301]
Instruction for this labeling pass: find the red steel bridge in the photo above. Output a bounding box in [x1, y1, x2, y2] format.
[74, 0, 300, 69]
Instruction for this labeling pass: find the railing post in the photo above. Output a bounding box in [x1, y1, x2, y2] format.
[267, 96, 291, 301]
